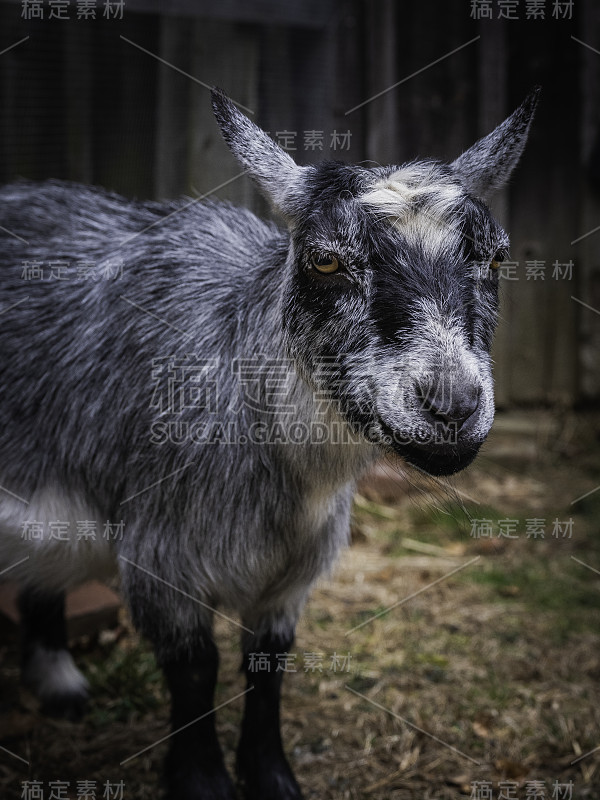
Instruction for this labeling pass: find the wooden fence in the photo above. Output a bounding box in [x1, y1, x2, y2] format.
[0, 0, 598, 406]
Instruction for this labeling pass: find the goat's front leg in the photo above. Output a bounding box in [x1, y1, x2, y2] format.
[123, 558, 236, 800]
[237, 625, 303, 800]
[159, 634, 237, 800]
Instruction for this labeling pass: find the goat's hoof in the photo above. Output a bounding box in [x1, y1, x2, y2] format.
[237, 752, 304, 800]
[22, 647, 89, 721]
[165, 757, 237, 800]
[164, 778, 237, 800]
[40, 688, 89, 721]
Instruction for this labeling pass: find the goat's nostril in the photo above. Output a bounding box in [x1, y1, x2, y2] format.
[415, 380, 481, 430]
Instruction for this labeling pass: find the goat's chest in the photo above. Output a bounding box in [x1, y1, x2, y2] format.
[263, 485, 354, 593]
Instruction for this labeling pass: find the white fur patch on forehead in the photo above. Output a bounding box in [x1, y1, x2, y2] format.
[359, 164, 464, 220]
[359, 165, 466, 255]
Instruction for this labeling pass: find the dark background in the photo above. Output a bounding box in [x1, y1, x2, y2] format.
[0, 0, 598, 406]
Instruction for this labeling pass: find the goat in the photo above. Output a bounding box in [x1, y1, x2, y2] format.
[0, 87, 538, 799]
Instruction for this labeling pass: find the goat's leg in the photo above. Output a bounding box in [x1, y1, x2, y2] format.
[122, 554, 236, 799]
[17, 586, 89, 720]
[159, 634, 237, 800]
[237, 626, 303, 800]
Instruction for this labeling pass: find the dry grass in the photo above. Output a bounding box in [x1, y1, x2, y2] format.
[1, 409, 600, 799]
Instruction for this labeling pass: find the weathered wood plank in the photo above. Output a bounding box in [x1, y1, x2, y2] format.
[507, 21, 578, 404]
[63, 21, 93, 184]
[577, 1, 600, 401]
[93, 15, 159, 197]
[333, 0, 365, 164]
[154, 16, 193, 198]
[0, 14, 65, 182]
[116, 0, 336, 28]
[364, 0, 398, 166]
[187, 19, 259, 210]
[477, 18, 510, 406]
[0, 3, 22, 186]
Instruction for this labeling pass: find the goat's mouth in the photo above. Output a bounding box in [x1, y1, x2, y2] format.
[376, 419, 483, 476]
[393, 440, 481, 476]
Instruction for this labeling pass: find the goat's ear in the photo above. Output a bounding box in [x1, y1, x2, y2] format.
[451, 88, 540, 202]
[211, 88, 302, 213]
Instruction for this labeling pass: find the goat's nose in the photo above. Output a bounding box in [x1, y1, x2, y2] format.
[415, 378, 481, 430]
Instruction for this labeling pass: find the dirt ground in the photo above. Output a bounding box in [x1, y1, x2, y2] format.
[1, 409, 599, 800]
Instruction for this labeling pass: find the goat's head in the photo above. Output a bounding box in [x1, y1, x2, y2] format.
[212, 88, 539, 476]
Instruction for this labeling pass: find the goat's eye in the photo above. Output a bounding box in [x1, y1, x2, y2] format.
[311, 254, 339, 274]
